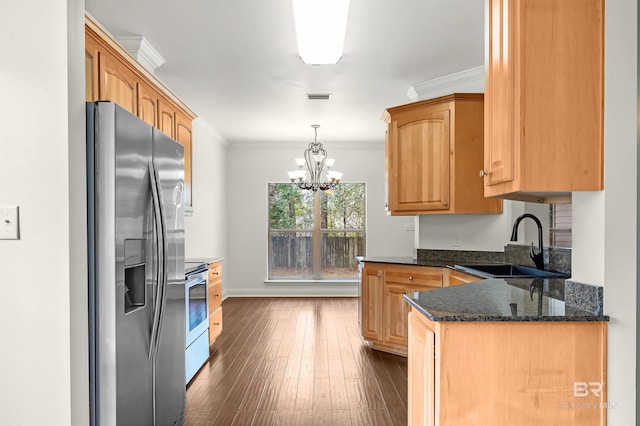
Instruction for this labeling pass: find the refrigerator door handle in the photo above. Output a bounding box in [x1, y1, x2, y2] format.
[153, 161, 170, 355]
[148, 162, 166, 358]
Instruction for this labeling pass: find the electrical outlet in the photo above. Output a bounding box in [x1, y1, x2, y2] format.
[404, 222, 415, 231]
[0, 206, 20, 240]
[453, 235, 461, 247]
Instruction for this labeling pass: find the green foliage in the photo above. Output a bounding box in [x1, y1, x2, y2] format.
[268, 183, 313, 229]
[320, 183, 365, 230]
[269, 183, 365, 230]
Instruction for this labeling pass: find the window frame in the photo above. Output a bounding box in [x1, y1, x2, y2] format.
[549, 203, 572, 248]
[267, 182, 366, 281]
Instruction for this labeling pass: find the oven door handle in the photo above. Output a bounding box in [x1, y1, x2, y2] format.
[148, 161, 167, 358]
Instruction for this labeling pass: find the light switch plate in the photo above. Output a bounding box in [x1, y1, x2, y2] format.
[0, 206, 20, 240]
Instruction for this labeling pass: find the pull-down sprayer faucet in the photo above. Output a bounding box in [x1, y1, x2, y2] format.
[510, 213, 545, 271]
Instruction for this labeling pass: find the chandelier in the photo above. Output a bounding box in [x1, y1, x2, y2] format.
[288, 125, 342, 192]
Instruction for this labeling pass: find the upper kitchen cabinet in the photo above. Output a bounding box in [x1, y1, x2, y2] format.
[85, 15, 197, 211]
[175, 111, 193, 209]
[383, 94, 502, 215]
[483, 0, 604, 203]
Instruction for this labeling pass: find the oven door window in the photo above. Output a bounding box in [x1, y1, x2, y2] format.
[188, 282, 207, 332]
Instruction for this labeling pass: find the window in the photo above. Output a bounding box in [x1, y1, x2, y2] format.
[268, 183, 366, 280]
[549, 203, 571, 248]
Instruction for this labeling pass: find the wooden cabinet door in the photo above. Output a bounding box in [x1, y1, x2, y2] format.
[484, 0, 516, 187]
[85, 34, 100, 102]
[158, 99, 175, 138]
[408, 311, 435, 426]
[383, 283, 413, 346]
[175, 111, 193, 209]
[392, 109, 450, 213]
[98, 49, 137, 114]
[484, 0, 603, 201]
[137, 83, 160, 128]
[361, 267, 384, 341]
[384, 128, 391, 213]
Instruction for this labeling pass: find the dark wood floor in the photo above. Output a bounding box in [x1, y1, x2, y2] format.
[184, 297, 407, 426]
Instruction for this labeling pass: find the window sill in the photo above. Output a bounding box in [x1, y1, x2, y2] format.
[264, 279, 358, 285]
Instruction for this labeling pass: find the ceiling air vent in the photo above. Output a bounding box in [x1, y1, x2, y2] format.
[307, 93, 332, 101]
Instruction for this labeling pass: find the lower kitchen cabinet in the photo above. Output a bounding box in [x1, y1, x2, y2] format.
[361, 262, 443, 356]
[361, 266, 384, 342]
[208, 261, 223, 347]
[408, 309, 608, 426]
[408, 311, 435, 426]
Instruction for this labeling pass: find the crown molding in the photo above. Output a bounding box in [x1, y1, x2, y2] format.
[408, 66, 485, 100]
[116, 35, 166, 74]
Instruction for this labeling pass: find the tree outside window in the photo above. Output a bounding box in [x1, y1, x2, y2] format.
[268, 183, 366, 280]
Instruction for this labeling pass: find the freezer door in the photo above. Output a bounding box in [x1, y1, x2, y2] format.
[152, 128, 186, 425]
[91, 102, 155, 426]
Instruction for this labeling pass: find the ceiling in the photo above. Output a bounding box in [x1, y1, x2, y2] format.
[85, 0, 484, 145]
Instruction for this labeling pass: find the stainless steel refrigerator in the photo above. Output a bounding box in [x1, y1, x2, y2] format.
[87, 101, 186, 426]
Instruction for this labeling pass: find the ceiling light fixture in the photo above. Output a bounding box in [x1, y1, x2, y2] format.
[292, 0, 350, 65]
[288, 125, 343, 192]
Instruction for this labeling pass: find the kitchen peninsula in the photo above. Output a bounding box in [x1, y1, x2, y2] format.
[360, 253, 608, 426]
[405, 279, 608, 425]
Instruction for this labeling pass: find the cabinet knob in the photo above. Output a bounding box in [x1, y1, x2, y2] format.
[377, 273, 382, 277]
[213, 322, 220, 326]
[409, 275, 413, 280]
[215, 294, 220, 297]
[479, 170, 488, 177]
[443, 201, 448, 206]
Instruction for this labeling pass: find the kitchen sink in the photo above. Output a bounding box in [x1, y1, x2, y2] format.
[454, 264, 570, 279]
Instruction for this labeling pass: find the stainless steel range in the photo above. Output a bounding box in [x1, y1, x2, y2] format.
[184, 263, 209, 383]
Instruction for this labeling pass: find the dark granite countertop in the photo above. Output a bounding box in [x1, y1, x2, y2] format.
[361, 256, 504, 269]
[185, 257, 224, 275]
[361, 256, 454, 267]
[404, 279, 609, 322]
[186, 257, 224, 265]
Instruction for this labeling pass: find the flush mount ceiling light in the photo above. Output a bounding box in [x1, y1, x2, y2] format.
[288, 125, 343, 192]
[292, 0, 350, 65]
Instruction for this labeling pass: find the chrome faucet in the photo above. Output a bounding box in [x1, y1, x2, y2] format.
[510, 213, 545, 271]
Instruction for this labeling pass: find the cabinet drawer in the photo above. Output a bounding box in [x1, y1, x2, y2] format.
[209, 308, 223, 345]
[208, 263, 222, 284]
[209, 282, 222, 312]
[385, 268, 442, 288]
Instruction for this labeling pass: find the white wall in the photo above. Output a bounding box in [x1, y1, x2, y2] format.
[226, 140, 414, 296]
[417, 201, 524, 251]
[0, 1, 87, 425]
[184, 118, 228, 280]
[572, 1, 637, 423]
